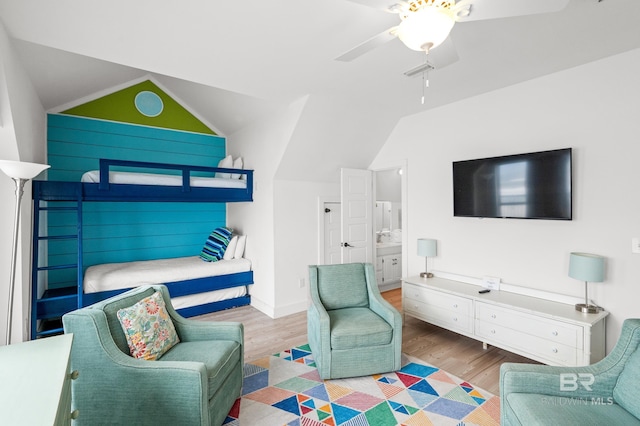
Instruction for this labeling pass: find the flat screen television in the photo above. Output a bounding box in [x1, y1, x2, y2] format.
[453, 148, 572, 220]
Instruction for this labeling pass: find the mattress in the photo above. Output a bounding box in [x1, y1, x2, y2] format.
[84, 256, 251, 310]
[84, 256, 251, 293]
[81, 170, 247, 189]
[171, 286, 247, 310]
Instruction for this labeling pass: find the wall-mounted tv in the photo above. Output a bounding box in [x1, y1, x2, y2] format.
[453, 148, 572, 220]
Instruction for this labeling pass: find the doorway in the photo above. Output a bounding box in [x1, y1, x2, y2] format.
[318, 159, 408, 284]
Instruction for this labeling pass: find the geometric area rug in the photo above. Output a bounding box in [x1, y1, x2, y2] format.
[223, 343, 500, 425]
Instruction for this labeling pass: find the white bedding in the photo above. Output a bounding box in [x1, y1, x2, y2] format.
[81, 170, 246, 189]
[84, 256, 252, 309]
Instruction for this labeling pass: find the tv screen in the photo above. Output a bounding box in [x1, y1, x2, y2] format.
[453, 148, 572, 220]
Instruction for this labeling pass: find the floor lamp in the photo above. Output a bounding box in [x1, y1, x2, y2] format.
[0, 160, 50, 345]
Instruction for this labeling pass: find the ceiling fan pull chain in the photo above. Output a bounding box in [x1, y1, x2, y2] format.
[421, 53, 430, 105]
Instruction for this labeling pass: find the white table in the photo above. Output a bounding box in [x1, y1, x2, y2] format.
[0, 334, 78, 425]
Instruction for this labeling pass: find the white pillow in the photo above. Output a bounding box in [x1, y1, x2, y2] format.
[215, 155, 233, 179]
[223, 236, 238, 260]
[231, 157, 243, 179]
[234, 235, 247, 259]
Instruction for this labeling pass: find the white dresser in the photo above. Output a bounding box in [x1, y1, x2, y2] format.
[403, 276, 608, 366]
[0, 334, 78, 425]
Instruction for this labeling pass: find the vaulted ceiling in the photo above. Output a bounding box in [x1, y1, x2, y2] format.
[1, 0, 639, 181]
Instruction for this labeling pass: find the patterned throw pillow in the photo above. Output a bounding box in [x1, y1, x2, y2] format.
[116, 291, 180, 360]
[200, 227, 233, 262]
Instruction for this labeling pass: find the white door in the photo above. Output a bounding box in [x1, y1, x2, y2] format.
[323, 202, 342, 265]
[340, 168, 373, 264]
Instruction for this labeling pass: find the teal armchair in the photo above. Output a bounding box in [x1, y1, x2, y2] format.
[62, 285, 243, 426]
[307, 263, 402, 379]
[500, 318, 640, 425]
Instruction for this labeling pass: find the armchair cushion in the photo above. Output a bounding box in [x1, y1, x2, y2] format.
[160, 340, 241, 400]
[328, 307, 393, 350]
[614, 347, 640, 419]
[116, 291, 180, 360]
[316, 263, 369, 310]
[506, 393, 640, 426]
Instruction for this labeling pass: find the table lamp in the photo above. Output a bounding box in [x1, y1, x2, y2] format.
[0, 160, 50, 344]
[568, 252, 605, 314]
[417, 238, 437, 278]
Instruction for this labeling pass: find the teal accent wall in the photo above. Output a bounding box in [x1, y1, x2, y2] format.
[46, 114, 227, 289]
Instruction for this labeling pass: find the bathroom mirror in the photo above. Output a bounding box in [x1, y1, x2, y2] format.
[375, 201, 392, 232]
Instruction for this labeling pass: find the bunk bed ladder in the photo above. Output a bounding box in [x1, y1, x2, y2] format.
[31, 185, 83, 339]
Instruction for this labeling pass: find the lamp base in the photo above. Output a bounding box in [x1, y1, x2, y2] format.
[575, 303, 601, 314]
[420, 272, 434, 278]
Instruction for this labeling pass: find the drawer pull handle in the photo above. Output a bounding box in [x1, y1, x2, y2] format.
[70, 370, 79, 380]
[453, 304, 458, 308]
[453, 317, 458, 322]
[491, 314, 496, 319]
[491, 329, 496, 334]
[70, 410, 80, 420]
[552, 331, 558, 336]
[552, 348, 558, 353]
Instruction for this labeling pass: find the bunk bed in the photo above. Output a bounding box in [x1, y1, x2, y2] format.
[31, 158, 254, 339]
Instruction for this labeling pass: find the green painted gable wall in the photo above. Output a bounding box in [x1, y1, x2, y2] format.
[61, 80, 216, 135]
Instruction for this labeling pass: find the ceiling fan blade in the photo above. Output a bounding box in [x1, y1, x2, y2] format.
[456, 0, 570, 22]
[335, 27, 398, 62]
[344, 0, 408, 13]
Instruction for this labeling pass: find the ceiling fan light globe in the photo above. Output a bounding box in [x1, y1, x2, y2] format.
[397, 7, 455, 52]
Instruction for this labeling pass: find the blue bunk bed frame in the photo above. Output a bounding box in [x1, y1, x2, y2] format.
[31, 159, 254, 339]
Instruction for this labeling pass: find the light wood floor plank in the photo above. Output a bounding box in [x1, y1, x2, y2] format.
[195, 287, 537, 395]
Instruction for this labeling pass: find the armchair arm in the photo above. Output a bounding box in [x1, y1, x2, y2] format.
[364, 264, 402, 329]
[172, 317, 244, 343]
[500, 363, 616, 400]
[308, 266, 332, 376]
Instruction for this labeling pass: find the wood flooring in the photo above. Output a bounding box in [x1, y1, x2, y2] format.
[195, 287, 538, 395]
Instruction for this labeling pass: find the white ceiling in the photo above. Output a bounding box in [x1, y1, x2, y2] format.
[1, 0, 639, 176]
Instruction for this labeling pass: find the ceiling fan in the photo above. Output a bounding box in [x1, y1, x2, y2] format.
[337, 0, 571, 71]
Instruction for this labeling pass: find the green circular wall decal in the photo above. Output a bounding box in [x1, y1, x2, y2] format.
[134, 91, 164, 117]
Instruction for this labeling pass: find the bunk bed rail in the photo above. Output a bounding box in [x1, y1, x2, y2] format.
[34, 159, 253, 203]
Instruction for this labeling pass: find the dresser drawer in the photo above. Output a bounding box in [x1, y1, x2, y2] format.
[404, 283, 473, 315]
[475, 320, 578, 366]
[476, 302, 582, 349]
[405, 298, 473, 334]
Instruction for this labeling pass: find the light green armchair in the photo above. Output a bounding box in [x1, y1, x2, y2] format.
[500, 318, 640, 425]
[62, 285, 243, 426]
[307, 263, 402, 379]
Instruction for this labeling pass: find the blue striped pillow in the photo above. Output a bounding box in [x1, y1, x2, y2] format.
[200, 227, 233, 262]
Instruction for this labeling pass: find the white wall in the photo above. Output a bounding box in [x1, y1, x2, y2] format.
[273, 179, 339, 317]
[0, 22, 47, 344]
[371, 49, 640, 352]
[227, 96, 308, 317]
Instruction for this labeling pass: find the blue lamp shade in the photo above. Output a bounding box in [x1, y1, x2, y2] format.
[417, 238, 437, 257]
[569, 252, 605, 283]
